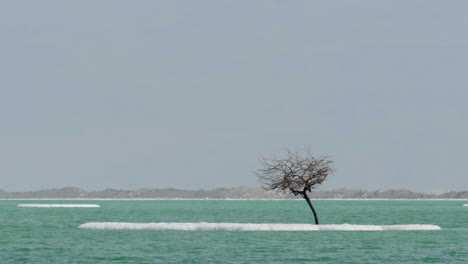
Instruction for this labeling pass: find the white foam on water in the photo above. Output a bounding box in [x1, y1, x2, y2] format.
[463, 204, 468, 207]
[78, 222, 440, 231]
[18, 204, 100, 208]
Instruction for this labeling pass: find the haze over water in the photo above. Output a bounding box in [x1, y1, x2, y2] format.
[1, 1, 468, 192]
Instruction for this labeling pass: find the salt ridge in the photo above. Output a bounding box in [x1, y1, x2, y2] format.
[78, 222, 440, 231]
[18, 204, 100, 208]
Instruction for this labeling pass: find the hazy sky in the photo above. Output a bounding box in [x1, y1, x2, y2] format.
[1, 1, 467, 192]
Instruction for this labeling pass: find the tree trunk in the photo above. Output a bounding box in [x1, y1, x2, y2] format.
[302, 192, 319, 225]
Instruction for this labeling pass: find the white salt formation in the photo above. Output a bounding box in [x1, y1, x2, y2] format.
[18, 204, 100, 208]
[78, 222, 440, 231]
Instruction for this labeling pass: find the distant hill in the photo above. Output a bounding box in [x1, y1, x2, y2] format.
[1, 187, 467, 199]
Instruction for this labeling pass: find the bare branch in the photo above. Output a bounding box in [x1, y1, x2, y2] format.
[255, 146, 334, 196]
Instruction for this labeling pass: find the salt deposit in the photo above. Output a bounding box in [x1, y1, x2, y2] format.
[18, 204, 100, 208]
[78, 222, 440, 231]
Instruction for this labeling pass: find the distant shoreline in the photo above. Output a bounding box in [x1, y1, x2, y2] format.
[2, 198, 468, 201]
[1, 187, 467, 199]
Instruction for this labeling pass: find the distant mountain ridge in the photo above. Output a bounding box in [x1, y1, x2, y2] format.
[1, 187, 467, 199]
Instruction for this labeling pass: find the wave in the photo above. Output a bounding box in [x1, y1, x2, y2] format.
[464, 204, 468, 207]
[18, 204, 100, 208]
[78, 222, 440, 231]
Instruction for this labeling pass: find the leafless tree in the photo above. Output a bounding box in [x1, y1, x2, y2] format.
[256, 147, 333, 224]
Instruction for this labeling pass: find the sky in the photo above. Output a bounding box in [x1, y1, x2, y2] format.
[1, 1, 467, 192]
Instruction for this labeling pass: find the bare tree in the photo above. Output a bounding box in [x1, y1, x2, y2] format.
[256, 147, 333, 225]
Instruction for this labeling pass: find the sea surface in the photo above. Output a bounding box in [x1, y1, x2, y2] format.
[1, 200, 467, 263]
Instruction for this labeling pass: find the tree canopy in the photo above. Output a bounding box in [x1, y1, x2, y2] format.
[256, 147, 333, 224]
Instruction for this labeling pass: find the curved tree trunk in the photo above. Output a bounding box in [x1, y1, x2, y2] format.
[302, 192, 319, 225]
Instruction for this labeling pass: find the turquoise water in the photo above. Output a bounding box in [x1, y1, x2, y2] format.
[2, 200, 467, 263]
